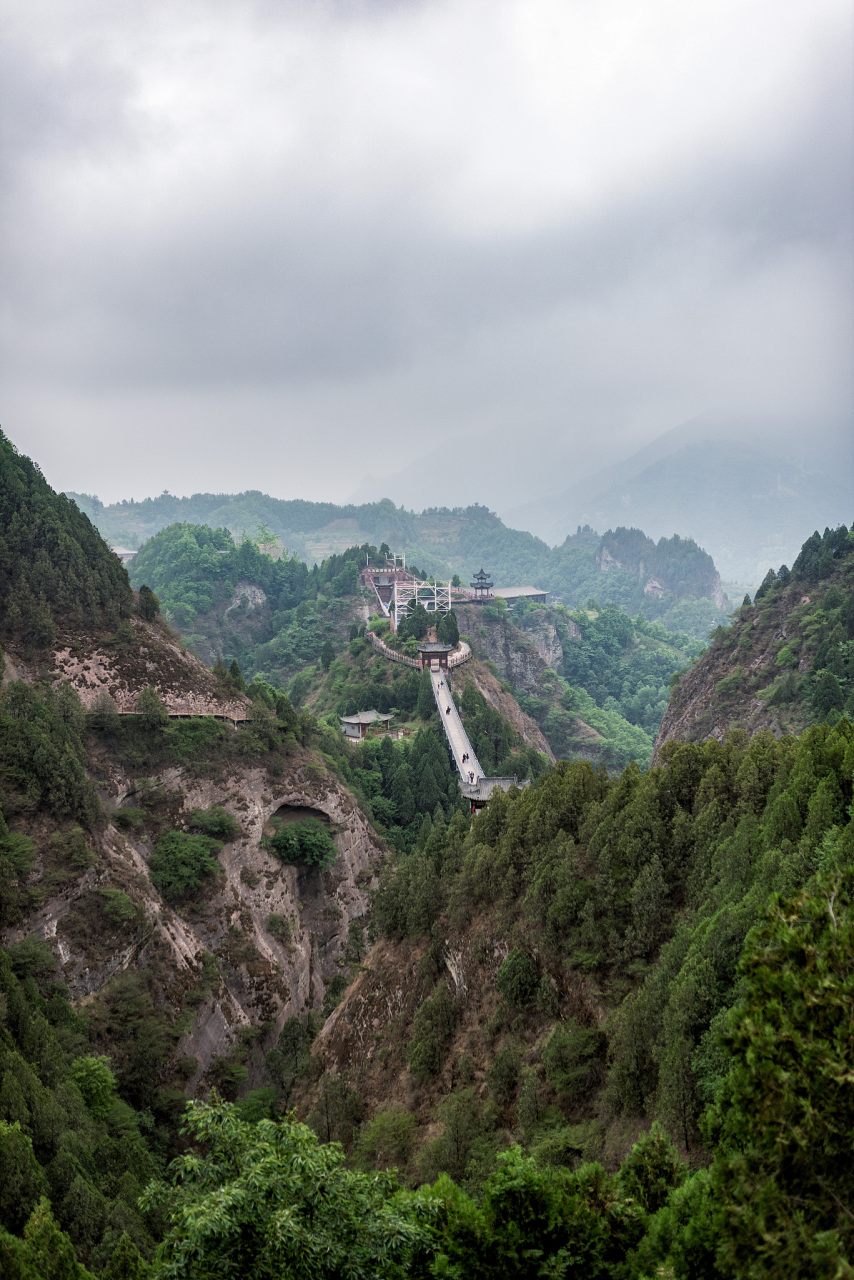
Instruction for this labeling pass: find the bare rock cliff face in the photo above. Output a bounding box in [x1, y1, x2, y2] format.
[456, 605, 563, 693]
[450, 657, 555, 762]
[4, 614, 249, 719]
[5, 750, 384, 1087]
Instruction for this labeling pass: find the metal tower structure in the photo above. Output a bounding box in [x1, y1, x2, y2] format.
[392, 576, 451, 624]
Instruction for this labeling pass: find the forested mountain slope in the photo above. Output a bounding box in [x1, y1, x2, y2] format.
[126, 521, 365, 684]
[297, 718, 854, 1278]
[2, 434, 850, 1276]
[75, 490, 731, 638]
[0, 436, 392, 1273]
[1, 433, 132, 650]
[655, 524, 854, 758]
[457, 599, 701, 771]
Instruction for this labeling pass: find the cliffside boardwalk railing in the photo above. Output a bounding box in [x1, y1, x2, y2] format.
[369, 631, 472, 671]
[113, 706, 249, 726]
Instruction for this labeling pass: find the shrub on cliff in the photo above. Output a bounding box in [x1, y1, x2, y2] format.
[148, 831, 222, 902]
[187, 806, 241, 841]
[265, 817, 336, 870]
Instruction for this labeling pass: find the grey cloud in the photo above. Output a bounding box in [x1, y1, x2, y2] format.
[0, 0, 851, 505]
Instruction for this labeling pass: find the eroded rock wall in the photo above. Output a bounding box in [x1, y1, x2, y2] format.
[4, 750, 385, 1086]
[3, 614, 249, 719]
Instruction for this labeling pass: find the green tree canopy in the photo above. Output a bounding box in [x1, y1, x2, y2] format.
[709, 864, 854, 1276]
[265, 818, 337, 870]
[148, 831, 222, 902]
[136, 585, 160, 622]
[141, 1099, 430, 1280]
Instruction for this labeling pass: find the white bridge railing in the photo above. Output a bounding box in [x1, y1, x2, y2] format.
[369, 632, 472, 670]
[369, 632, 421, 668]
[448, 641, 472, 669]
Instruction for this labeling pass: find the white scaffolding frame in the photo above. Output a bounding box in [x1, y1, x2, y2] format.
[392, 577, 451, 623]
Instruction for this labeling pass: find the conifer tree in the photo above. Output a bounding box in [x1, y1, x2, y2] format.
[136, 585, 159, 622]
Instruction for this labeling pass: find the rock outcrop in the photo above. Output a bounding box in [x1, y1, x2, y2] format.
[455, 605, 563, 693]
[3, 613, 249, 720]
[5, 748, 384, 1087]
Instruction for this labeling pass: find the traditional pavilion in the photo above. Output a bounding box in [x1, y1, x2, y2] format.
[339, 710, 392, 740]
[470, 568, 494, 601]
[418, 641, 454, 671]
[460, 775, 528, 812]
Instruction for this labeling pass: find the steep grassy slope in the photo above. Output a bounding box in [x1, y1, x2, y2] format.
[655, 524, 854, 757]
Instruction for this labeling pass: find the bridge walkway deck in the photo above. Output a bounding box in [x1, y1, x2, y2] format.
[430, 669, 483, 783]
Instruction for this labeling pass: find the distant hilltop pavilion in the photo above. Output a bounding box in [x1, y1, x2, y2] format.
[468, 569, 548, 607]
[470, 568, 494, 600]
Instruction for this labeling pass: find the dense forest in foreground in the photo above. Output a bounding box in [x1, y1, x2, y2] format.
[0, 431, 851, 1276]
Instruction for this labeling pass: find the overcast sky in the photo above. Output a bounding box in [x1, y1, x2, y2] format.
[1, 0, 851, 506]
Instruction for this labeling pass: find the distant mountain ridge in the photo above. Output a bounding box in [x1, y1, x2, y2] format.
[70, 493, 731, 641]
[506, 417, 852, 583]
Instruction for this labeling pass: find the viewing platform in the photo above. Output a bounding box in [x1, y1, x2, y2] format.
[369, 631, 471, 671]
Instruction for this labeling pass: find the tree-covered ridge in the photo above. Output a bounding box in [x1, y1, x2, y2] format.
[128, 522, 310, 628]
[366, 720, 852, 1178]
[128, 524, 382, 681]
[0, 434, 132, 648]
[656, 523, 854, 752]
[77, 488, 730, 639]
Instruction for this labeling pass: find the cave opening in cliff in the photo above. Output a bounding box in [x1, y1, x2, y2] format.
[269, 803, 330, 827]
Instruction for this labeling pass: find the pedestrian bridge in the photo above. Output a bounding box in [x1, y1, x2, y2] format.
[430, 669, 526, 811]
[369, 631, 527, 811]
[430, 669, 483, 784]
